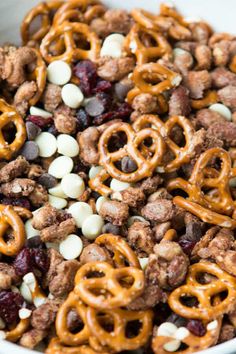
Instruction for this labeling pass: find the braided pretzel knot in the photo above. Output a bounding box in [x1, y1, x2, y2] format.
[168, 147, 236, 228]
[0, 99, 26, 160]
[21, 1, 63, 45]
[86, 306, 153, 351]
[152, 317, 222, 354]
[133, 114, 196, 172]
[5, 318, 30, 342]
[168, 261, 236, 320]
[95, 234, 141, 268]
[46, 337, 109, 354]
[0, 204, 25, 256]
[124, 24, 172, 65]
[40, 22, 101, 63]
[127, 63, 182, 104]
[98, 121, 165, 183]
[74, 261, 144, 309]
[27, 49, 47, 106]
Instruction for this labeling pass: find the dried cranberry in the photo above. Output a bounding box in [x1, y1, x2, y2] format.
[93, 80, 112, 93]
[187, 319, 206, 337]
[33, 248, 49, 272]
[93, 111, 116, 125]
[93, 103, 132, 125]
[166, 313, 188, 328]
[116, 102, 132, 119]
[96, 92, 112, 111]
[76, 109, 92, 131]
[1, 197, 31, 210]
[27, 115, 53, 128]
[178, 238, 196, 255]
[74, 60, 98, 96]
[0, 291, 24, 325]
[13, 247, 49, 276]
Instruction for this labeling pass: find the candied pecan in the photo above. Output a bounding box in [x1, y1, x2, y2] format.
[153, 222, 171, 242]
[40, 218, 76, 243]
[112, 187, 146, 208]
[80, 244, 111, 264]
[218, 85, 236, 111]
[0, 178, 35, 197]
[194, 44, 212, 70]
[28, 184, 48, 207]
[104, 9, 133, 34]
[195, 109, 226, 129]
[141, 199, 175, 223]
[0, 156, 29, 183]
[97, 56, 135, 82]
[14, 81, 37, 116]
[0, 263, 20, 289]
[190, 22, 211, 44]
[27, 164, 45, 179]
[192, 226, 220, 258]
[54, 104, 77, 134]
[139, 175, 163, 195]
[173, 50, 193, 75]
[212, 40, 231, 67]
[148, 188, 172, 202]
[19, 329, 47, 349]
[32, 204, 60, 230]
[169, 86, 191, 116]
[186, 70, 211, 99]
[90, 18, 109, 38]
[0, 272, 12, 290]
[211, 67, 236, 88]
[42, 83, 62, 112]
[77, 127, 100, 165]
[127, 221, 155, 256]
[31, 299, 61, 330]
[207, 122, 236, 147]
[44, 249, 63, 288]
[99, 200, 129, 226]
[218, 324, 235, 343]
[132, 93, 159, 114]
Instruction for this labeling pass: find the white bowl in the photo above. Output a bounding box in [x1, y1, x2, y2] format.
[0, 0, 236, 353]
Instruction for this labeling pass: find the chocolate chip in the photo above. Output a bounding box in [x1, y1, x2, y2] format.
[26, 121, 41, 141]
[76, 109, 91, 131]
[121, 156, 138, 173]
[38, 173, 57, 189]
[102, 223, 121, 235]
[25, 236, 43, 249]
[20, 141, 39, 161]
[114, 82, 132, 102]
[85, 97, 105, 117]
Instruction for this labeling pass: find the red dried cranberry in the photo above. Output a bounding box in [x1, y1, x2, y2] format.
[178, 238, 196, 255]
[116, 102, 132, 118]
[27, 115, 53, 128]
[1, 197, 31, 210]
[187, 319, 206, 337]
[0, 291, 24, 325]
[13, 247, 49, 276]
[166, 313, 188, 328]
[96, 92, 112, 111]
[93, 111, 116, 125]
[93, 103, 132, 125]
[93, 80, 112, 93]
[74, 60, 98, 96]
[33, 248, 49, 273]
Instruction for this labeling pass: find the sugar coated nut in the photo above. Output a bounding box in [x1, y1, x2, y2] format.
[49, 184, 67, 198]
[209, 103, 232, 121]
[57, 134, 79, 157]
[89, 165, 104, 180]
[19, 308, 32, 320]
[61, 83, 84, 109]
[25, 219, 38, 239]
[59, 234, 83, 260]
[35, 132, 57, 158]
[96, 196, 107, 213]
[110, 178, 131, 192]
[82, 214, 104, 240]
[48, 156, 74, 178]
[48, 195, 68, 209]
[30, 106, 53, 118]
[61, 174, 85, 199]
[47, 60, 72, 85]
[68, 202, 93, 228]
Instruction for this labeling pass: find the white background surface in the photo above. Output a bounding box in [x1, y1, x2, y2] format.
[0, 0, 236, 353]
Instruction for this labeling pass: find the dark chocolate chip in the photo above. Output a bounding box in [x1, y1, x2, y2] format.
[85, 97, 105, 117]
[38, 173, 57, 189]
[25, 236, 43, 249]
[20, 141, 39, 161]
[102, 223, 121, 235]
[121, 156, 138, 173]
[26, 121, 41, 141]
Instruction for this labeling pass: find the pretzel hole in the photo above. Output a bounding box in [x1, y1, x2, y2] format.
[210, 291, 228, 305]
[139, 31, 159, 48]
[180, 296, 199, 308]
[125, 320, 142, 338]
[28, 15, 47, 38]
[195, 272, 218, 285]
[74, 33, 91, 50]
[49, 36, 67, 56]
[84, 270, 105, 279]
[66, 309, 84, 334]
[107, 132, 127, 153]
[96, 312, 115, 332]
[2, 124, 17, 145]
[169, 125, 185, 146]
[170, 188, 188, 199]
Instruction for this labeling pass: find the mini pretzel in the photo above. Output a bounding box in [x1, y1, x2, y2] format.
[74, 261, 144, 309]
[5, 318, 30, 342]
[21, 1, 63, 45]
[133, 114, 196, 172]
[124, 24, 172, 65]
[46, 338, 109, 354]
[191, 90, 218, 109]
[0, 99, 26, 160]
[168, 261, 236, 320]
[98, 120, 165, 183]
[40, 22, 101, 63]
[127, 63, 182, 104]
[0, 204, 25, 256]
[86, 306, 153, 351]
[167, 147, 236, 227]
[88, 169, 112, 197]
[27, 49, 47, 106]
[95, 234, 141, 268]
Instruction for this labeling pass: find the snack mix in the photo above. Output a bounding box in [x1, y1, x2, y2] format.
[0, 1, 236, 353]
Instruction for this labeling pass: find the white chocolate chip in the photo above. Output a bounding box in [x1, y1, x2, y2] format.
[61, 174, 85, 199]
[20, 282, 33, 303]
[0, 331, 6, 340]
[101, 40, 124, 58]
[174, 327, 190, 340]
[0, 318, 5, 330]
[68, 202, 93, 228]
[23, 272, 36, 290]
[30, 106, 52, 118]
[35, 132, 57, 158]
[96, 196, 107, 213]
[59, 234, 83, 260]
[82, 214, 104, 240]
[110, 178, 131, 192]
[61, 83, 84, 109]
[48, 195, 67, 209]
[25, 219, 38, 239]
[49, 183, 67, 198]
[89, 165, 104, 180]
[209, 103, 232, 121]
[157, 322, 178, 337]
[48, 156, 73, 178]
[163, 339, 181, 352]
[173, 48, 188, 58]
[103, 33, 125, 45]
[47, 60, 72, 85]
[207, 320, 218, 331]
[57, 134, 79, 157]
[19, 308, 32, 320]
[139, 257, 149, 270]
[34, 297, 47, 308]
[127, 216, 146, 227]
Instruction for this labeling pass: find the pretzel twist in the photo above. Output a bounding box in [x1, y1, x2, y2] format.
[46, 338, 109, 354]
[168, 261, 236, 320]
[40, 22, 101, 63]
[74, 261, 144, 309]
[127, 63, 182, 104]
[95, 234, 141, 268]
[5, 318, 30, 342]
[88, 169, 112, 197]
[0, 99, 26, 160]
[0, 204, 25, 256]
[27, 49, 47, 106]
[86, 306, 153, 351]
